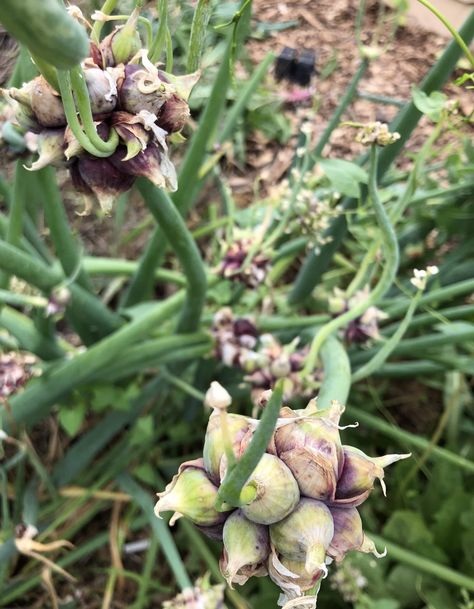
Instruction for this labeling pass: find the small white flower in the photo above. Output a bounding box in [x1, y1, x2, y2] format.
[411, 266, 437, 290]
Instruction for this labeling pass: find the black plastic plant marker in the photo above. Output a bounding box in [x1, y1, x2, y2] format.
[275, 46, 297, 81]
[293, 49, 316, 86]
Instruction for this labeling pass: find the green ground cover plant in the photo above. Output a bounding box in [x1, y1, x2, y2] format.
[0, 1, 473, 608]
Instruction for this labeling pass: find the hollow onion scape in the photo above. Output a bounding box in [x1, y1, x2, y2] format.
[155, 383, 410, 607]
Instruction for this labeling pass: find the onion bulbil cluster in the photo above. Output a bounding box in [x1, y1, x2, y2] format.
[0, 10, 198, 213]
[155, 389, 410, 607]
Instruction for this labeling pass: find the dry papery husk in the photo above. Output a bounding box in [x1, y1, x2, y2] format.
[268, 545, 325, 601]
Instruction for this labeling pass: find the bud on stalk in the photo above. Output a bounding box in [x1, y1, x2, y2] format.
[221, 453, 300, 526]
[270, 498, 334, 574]
[154, 459, 231, 527]
[220, 510, 270, 587]
[328, 507, 385, 562]
[334, 446, 411, 507]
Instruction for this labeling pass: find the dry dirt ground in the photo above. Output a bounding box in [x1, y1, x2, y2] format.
[234, 0, 473, 199]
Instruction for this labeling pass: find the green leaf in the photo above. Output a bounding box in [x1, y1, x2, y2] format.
[411, 87, 447, 122]
[386, 565, 420, 607]
[421, 462, 464, 520]
[420, 583, 459, 609]
[432, 489, 471, 561]
[91, 384, 122, 413]
[58, 403, 86, 437]
[319, 158, 368, 198]
[130, 415, 154, 446]
[383, 510, 449, 564]
[370, 599, 400, 609]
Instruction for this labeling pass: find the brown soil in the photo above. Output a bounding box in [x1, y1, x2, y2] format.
[231, 0, 473, 200]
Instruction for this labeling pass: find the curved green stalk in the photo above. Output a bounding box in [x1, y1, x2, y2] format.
[30, 53, 59, 90]
[0, 239, 122, 344]
[216, 380, 284, 508]
[69, 66, 119, 154]
[0, 306, 66, 360]
[83, 256, 186, 286]
[317, 336, 351, 409]
[56, 69, 116, 158]
[352, 288, 422, 382]
[149, 0, 168, 63]
[172, 30, 233, 215]
[92, 0, 119, 42]
[347, 120, 443, 298]
[120, 228, 167, 306]
[417, 0, 474, 68]
[137, 179, 207, 333]
[368, 533, 474, 591]
[257, 313, 330, 332]
[0, 162, 27, 290]
[302, 146, 399, 375]
[97, 337, 212, 381]
[36, 167, 93, 292]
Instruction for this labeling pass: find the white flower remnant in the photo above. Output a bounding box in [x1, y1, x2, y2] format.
[410, 265, 439, 290]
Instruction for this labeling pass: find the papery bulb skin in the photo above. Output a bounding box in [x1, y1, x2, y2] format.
[333, 446, 411, 507]
[118, 64, 170, 116]
[274, 403, 344, 501]
[110, 141, 177, 191]
[268, 546, 325, 602]
[84, 66, 117, 116]
[28, 128, 65, 170]
[270, 498, 334, 574]
[1, 86, 39, 132]
[203, 412, 250, 484]
[157, 93, 190, 133]
[328, 506, 385, 562]
[11, 77, 66, 128]
[154, 458, 231, 527]
[227, 453, 299, 525]
[220, 510, 270, 587]
[157, 69, 201, 101]
[31, 77, 67, 128]
[111, 111, 148, 160]
[70, 152, 135, 214]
